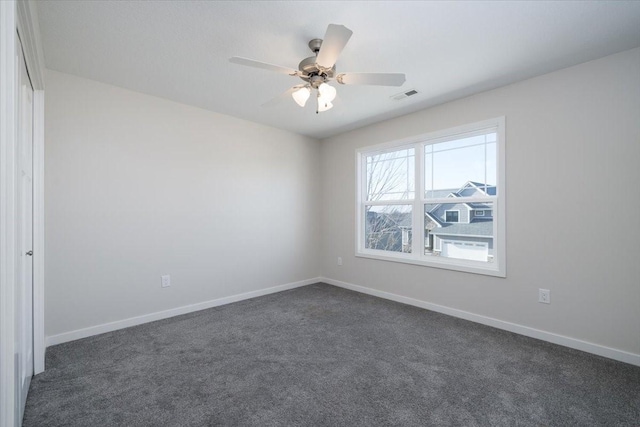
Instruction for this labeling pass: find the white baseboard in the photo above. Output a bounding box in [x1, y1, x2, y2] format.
[320, 277, 640, 367]
[46, 277, 321, 347]
[46, 276, 640, 367]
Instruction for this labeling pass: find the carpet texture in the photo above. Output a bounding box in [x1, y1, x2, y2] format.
[24, 283, 640, 426]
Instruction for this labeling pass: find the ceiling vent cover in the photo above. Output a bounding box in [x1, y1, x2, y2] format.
[391, 89, 419, 101]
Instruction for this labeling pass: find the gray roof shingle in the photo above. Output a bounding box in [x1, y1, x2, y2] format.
[429, 220, 493, 237]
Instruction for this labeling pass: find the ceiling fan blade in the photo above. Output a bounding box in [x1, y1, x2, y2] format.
[315, 24, 353, 69]
[261, 85, 307, 108]
[229, 57, 299, 76]
[336, 72, 406, 87]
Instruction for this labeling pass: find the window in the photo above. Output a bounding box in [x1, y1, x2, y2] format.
[445, 210, 459, 223]
[356, 117, 505, 277]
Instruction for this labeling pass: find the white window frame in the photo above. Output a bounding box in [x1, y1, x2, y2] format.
[355, 117, 506, 277]
[475, 210, 485, 217]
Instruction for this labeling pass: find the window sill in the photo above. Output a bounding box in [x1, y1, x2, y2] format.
[355, 250, 506, 278]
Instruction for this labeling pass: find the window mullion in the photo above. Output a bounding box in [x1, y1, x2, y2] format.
[423, 196, 496, 204]
[356, 152, 365, 253]
[412, 143, 424, 256]
[364, 200, 417, 207]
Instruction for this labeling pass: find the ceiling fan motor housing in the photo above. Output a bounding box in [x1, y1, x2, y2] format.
[298, 39, 335, 87]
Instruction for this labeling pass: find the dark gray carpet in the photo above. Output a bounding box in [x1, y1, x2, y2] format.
[24, 283, 640, 426]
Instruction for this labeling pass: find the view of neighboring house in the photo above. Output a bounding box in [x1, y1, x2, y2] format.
[366, 181, 494, 262]
[425, 181, 494, 262]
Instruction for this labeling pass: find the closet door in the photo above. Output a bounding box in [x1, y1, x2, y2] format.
[16, 32, 34, 422]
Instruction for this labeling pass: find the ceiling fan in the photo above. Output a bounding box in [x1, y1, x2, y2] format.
[229, 24, 406, 113]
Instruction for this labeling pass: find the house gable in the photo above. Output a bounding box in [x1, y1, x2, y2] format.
[426, 181, 496, 225]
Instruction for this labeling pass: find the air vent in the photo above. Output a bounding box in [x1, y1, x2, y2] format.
[391, 89, 419, 101]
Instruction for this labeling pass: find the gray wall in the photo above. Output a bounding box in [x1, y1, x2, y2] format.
[320, 48, 640, 355]
[45, 70, 322, 337]
[45, 48, 640, 358]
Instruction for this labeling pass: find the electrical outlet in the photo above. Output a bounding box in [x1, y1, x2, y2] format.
[538, 288, 550, 304]
[337, 257, 343, 266]
[161, 275, 171, 288]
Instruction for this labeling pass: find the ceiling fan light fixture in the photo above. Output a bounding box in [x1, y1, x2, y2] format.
[292, 86, 311, 107]
[229, 23, 407, 114]
[318, 83, 337, 102]
[317, 97, 333, 112]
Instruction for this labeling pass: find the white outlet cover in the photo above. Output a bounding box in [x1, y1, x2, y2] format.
[337, 257, 343, 266]
[538, 288, 550, 304]
[161, 275, 171, 288]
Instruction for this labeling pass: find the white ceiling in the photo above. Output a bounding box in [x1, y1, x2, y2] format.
[37, 1, 640, 139]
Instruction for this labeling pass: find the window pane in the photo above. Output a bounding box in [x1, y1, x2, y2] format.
[425, 133, 496, 198]
[366, 148, 415, 201]
[365, 205, 412, 253]
[424, 202, 494, 262]
[445, 211, 459, 222]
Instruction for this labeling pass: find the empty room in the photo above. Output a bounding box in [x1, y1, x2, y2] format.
[1, 1, 639, 426]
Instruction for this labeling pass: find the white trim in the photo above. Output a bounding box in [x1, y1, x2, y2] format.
[411, 142, 424, 255]
[424, 196, 495, 208]
[40, 274, 640, 370]
[356, 249, 504, 277]
[16, 0, 46, 375]
[46, 278, 321, 347]
[363, 199, 420, 207]
[0, 3, 19, 426]
[356, 117, 506, 277]
[320, 277, 640, 367]
[355, 152, 364, 256]
[32, 90, 44, 374]
[465, 181, 488, 194]
[16, 0, 45, 90]
[495, 116, 506, 276]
